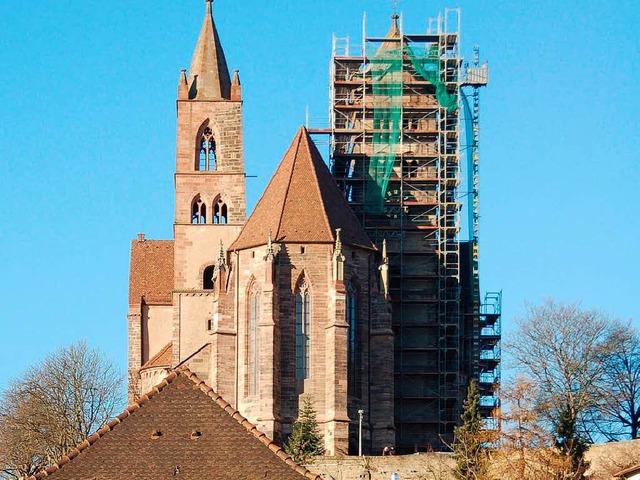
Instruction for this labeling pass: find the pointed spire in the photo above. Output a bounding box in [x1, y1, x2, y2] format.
[178, 69, 188, 100]
[231, 69, 242, 101]
[264, 230, 276, 262]
[379, 239, 390, 300]
[217, 239, 227, 271]
[333, 228, 345, 283]
[379, 14, 401, 52]
[188, 0, 232, 100]
[230, 126, 375, 251]
[389, 14, 400, 37]
[334, 228, 343, 258]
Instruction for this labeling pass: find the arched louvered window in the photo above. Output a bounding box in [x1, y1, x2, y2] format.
[346, 281, 358, 396]
[191, 195, 206, 224]
[213, 198, 228, 225]
[248, 283, 261, 395]
[197, 127, 217, 171]
[295, 278, 311, 380]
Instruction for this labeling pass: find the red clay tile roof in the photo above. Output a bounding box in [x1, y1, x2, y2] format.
[378, 14, 401, 52]
[231, 126, 374, 251]
[30, 368, 321, 480]
[141, 342, 173, 370]
[129, 239, 174, 305]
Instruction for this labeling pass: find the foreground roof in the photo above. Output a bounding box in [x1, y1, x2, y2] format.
[231, 126, 374, 251]
[31, 368, 320, 480]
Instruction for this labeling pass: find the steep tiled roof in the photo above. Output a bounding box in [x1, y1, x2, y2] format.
[30, 368, 321, 480]
[231, 126, 374, 251]
[188, 0, 231, 100]
[141, 342, 173, 370]
[128, 239, 174, 305]
[379, 14, 401, 51]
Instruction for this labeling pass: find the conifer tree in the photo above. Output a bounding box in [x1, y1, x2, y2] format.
[285, 395, 325, 464]
[453, 380, 488, 480]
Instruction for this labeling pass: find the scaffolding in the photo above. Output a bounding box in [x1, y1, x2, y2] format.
[311, 8, 500, 451]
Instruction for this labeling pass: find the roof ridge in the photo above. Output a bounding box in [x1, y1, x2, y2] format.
[299, 128, 334, 242]
[28, 371, 180, 480]
[177, 367, 322, 480]
[275, 128, 304, 241]
[140, 342, 173, 369]
[230, 126, 374, 251]
[229, 131, 301, 251]
[28, 367, 322, 480]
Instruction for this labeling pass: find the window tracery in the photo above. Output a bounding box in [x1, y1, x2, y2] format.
[191, 195, 206, 224]
[296, 278, 311, 381]
[213, 198, 228, 225]
[197, 127, 217, 171]
[248, 283, 261, 395]
[346, 281, 358, 395]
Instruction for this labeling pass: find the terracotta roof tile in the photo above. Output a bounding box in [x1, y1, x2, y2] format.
[29, 368, 321, 480]
[231, 126, 374, 251]
[128, 239, 174, 305]
[141, 342, 173, 369]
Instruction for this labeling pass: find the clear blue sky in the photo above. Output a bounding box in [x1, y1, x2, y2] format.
[1, 1, 638, 391]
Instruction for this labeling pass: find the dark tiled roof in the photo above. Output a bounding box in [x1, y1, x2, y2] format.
[231, 126, 374, 251]
[128, 239, 174, 305]
[141, 342, 173, 370]
[30, 368, 320, 480]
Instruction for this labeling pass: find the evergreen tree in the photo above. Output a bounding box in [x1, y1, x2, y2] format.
[453, 380, 488, 480]
[285, 396, 325, 464]
[555, 404, 590, 479]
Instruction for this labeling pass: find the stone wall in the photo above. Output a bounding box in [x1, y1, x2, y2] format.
[308, 455, 455, 480]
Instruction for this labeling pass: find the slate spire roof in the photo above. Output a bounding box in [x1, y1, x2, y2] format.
[188, 0, 232, 100]
[230, 126, 374, 251]
[29, 368, 321, 480]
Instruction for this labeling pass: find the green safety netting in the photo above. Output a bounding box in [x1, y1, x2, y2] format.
[365, 44, 458, 214]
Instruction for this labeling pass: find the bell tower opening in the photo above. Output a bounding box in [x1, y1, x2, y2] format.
[197, 127, 217, 171]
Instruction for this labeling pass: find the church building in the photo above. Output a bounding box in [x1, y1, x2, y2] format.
[127, 0, 395, 455]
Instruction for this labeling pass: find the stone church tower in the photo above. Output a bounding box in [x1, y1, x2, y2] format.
[127, 0, 394, 455]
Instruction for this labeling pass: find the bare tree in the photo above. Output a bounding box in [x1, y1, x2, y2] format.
[0, 341, 124, 479]
[593, 325, 640, 440]
[494, 376, 572, 480]
[507, 300, 623, 479]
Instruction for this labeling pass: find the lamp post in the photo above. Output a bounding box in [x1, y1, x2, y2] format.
[358, 409, 364, 456]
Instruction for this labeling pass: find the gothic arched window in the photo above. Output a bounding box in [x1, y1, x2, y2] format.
[295, 279, 311, 381]
[213, 198, 228, 225]
[346, 281, 358, 396]
[197, 127, 217, 172]
[191, 195, 206, 224]
[248, 283, 261, 395]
